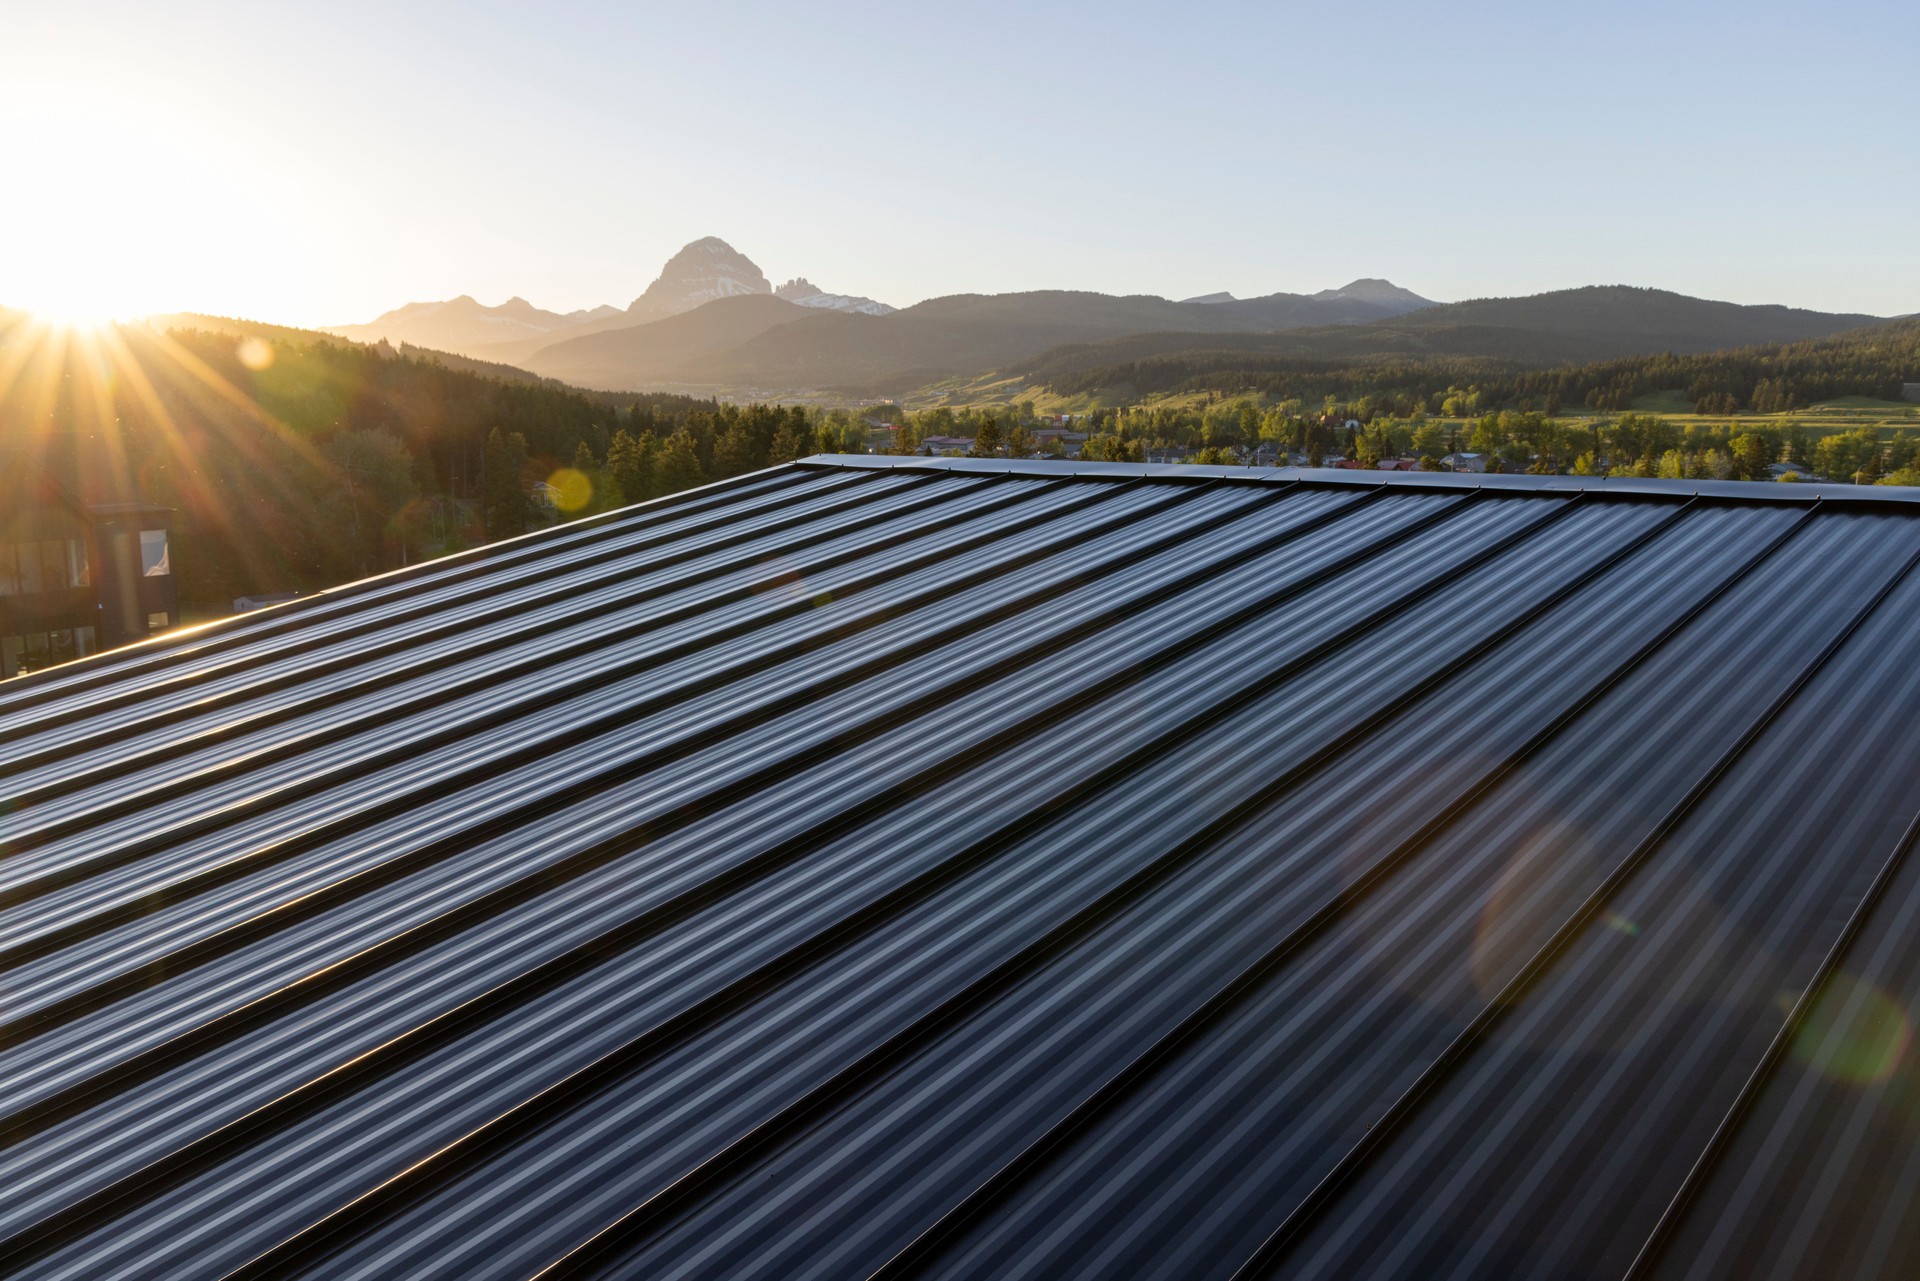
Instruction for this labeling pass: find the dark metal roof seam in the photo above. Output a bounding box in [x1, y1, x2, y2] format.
[0, 469, 913, 745]
[11, 474, 1904, 1281]
[0, 495, 1243, 1058]
[0, 483, 1397, 1252]
[0, 464, 829, 716]
[0, 474, 1011, 800]
[1623, 810, 1920, 1278]
[0, 499, 1528, 1183]
[1226, 500, 1920, 1280]
[0, 473, 1075, 814]
[477, 498, 1618, 1279]
[199, 491, 1523, 1278]
[0, 479, 1203, 917]
[857, 492, 1710, 1279]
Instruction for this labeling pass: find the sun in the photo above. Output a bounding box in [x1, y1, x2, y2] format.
[28, 301, 119, 332]
[0, 83, 315, 327]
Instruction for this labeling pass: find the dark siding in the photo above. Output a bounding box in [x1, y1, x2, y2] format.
[1, 458, 1916, 1280]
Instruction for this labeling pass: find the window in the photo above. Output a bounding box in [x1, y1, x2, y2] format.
[16, 543, 42, 593]
[47, 628, 76, 666]
[140, 529, 171, 577]
[0, 544, 16, 595]
[39, 540, 69, 591]
[74, 625, 95, 656]
[1, 634, 19, 675]
[67, 538, 90, 588]
[147, 611, 171, 632]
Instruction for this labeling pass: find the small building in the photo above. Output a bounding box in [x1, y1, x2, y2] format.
[0, 471, 178, 679]
[920, 435, 973, 456]
[1442, 452, 1488, 473]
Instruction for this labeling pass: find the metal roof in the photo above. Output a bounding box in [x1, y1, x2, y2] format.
[4, 455, 1920, 1279]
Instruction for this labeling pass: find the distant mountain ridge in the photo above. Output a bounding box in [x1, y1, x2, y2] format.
[325, 238, 1433, 386]
[327, 237, 896, 362]
[517, 277, 1441, 391]
[327, 295, 614, 351]
[320, 242, 1887, 400]
[1013, 286, 1889, 392]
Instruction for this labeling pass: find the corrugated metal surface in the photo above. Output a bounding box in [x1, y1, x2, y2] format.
[3, 455, 1918, 1279]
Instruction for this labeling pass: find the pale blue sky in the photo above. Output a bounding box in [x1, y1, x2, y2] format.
[4, 0, 1915, 324]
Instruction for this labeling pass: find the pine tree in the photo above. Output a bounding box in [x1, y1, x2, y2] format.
[768, 421, 810, 464]
[482, 426, 531, 539]
[969, 417, 1003, 458]
[607, 429, 656, 503]
[656, 427, 706, 494]
[712, 423, 757, 477]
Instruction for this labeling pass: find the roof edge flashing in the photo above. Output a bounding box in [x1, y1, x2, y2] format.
[795, 455, 1919, 506]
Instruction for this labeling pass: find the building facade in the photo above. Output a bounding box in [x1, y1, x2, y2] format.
[0, 472, 177, 678]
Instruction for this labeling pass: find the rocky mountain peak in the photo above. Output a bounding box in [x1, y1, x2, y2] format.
[628, 237, 773, 316]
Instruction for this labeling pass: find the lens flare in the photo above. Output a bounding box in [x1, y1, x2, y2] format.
[548, 468, 593, 513]
[236, 337, 275, 371]
[1790, 972, 1912, 1085]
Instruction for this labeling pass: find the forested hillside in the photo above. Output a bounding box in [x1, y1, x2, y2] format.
[1028, 314, 1920, 415]
[0, 314, 856, 612]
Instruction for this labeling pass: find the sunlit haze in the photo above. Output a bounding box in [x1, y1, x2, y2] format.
[4, 0, 1917, 327]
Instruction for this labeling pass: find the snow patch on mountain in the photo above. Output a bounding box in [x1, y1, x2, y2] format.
[776, 277, 896, 316]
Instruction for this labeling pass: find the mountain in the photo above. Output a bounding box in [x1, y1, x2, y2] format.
[1312, 278, 1434, 309]
[676, 291, 1280, 392]
[578, 285, 1442, 394]
[326, 295, 601, 352]
[1017, 286, 1889, 392]
[775, 278, 896, 316]
[521, 294, 812, 389]
[626, 236, 772, 320]
[1197, 286, 1433, 331]
[1179, 281, 1436, 325]
[322, 236, 775, 362]
[323, 240, 1439, 391]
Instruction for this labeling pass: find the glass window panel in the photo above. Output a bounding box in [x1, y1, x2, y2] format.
[74, 625, 95, 656]
[0, 544, 16, 595]
[67, 539, 90, 588]
[140, 529, 170, 577]
[47, 629, 75, 666]
[17, 543, 42, 593]
[147, 611, 170, 632]
[22, 632, 49, 671]
[41, 541, 69, 591]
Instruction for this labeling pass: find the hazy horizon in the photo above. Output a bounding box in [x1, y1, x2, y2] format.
[5, 0, 1916, 327]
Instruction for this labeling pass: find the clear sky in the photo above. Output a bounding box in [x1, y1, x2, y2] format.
[4, 0, 1916, 326]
